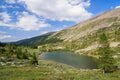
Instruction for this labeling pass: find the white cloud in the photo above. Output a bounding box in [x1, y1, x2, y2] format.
[0, 12, 14, 28]
[68, 0, 83, 5]
[115, 6, 120, 9]
[0, 12, 50, 31]
[68, 0, 90, 6]
[0, 12, 11, 23]
[0, 35, 12, 40]
[0, 0, 92, 32]
[5, 0, 16, 4]
[0, 5, 20, 9]
[15, 12, 51, 31]
[41, 31, 48, 34]
[19, 0, 92, 22]
[0, 31, 12, 40]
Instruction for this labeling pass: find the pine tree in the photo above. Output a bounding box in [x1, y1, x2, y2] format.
[5, 44, 14, 57]
[30, 53, 38, 66]
[98, 32, 117, 73]
[16, 48, 22, 59]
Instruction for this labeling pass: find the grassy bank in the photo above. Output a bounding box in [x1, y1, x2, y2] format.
[0, 59, 120, 80]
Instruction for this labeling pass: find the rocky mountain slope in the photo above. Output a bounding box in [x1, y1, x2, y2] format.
[13, 8, 120, 53]
[48, 8, 120, 41]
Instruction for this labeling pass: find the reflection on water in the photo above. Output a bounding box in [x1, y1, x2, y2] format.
[40, 51, 98, 69]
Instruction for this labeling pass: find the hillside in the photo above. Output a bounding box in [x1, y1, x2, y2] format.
[13, 32, 55, 47]
[49, 8, 120, 41]
[13, 8, 120, 53]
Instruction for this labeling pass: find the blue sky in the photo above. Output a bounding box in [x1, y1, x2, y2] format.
[0, 0, 120, 42]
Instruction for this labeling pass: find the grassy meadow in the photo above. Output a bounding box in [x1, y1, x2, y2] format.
[0, 59, 120, 80]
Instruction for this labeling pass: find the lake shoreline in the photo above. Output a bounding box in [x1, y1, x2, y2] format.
[40, 51, 98, 69]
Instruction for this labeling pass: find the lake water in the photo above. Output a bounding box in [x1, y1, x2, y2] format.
[40, 51, 98, 69]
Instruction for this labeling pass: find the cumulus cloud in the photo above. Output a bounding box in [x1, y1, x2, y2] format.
[15, 12, 51, 31]
[19, 0, 92, 22]
[0, 12, 50, 31]
[0, 0, 92, 31]
[115, 6, 120, 9]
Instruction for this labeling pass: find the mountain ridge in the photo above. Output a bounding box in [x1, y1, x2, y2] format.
[12, 8, 120, 51]
[48, 8, 120, 41]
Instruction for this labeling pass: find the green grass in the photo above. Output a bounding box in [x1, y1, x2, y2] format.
[0, 59, 120, 80]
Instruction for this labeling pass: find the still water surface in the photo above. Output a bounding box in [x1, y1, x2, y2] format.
[40, 51, 98, 69]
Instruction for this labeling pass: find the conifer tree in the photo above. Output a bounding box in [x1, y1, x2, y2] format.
[98, 32, 117, 73]
[30, 53, 38, 66]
